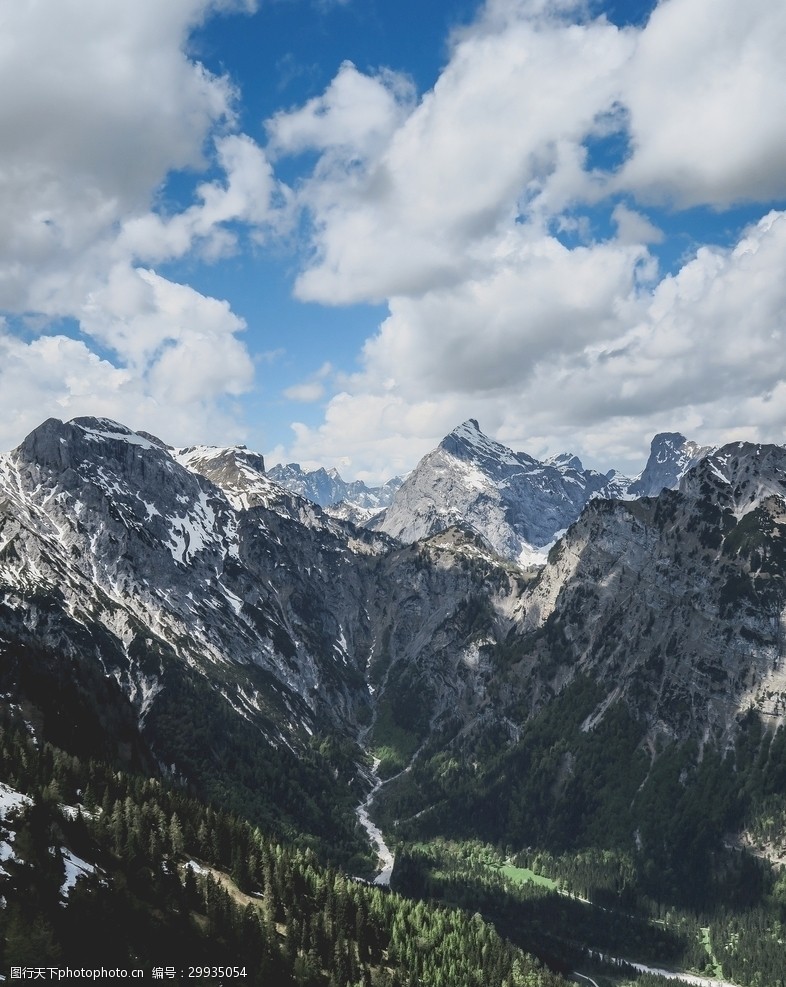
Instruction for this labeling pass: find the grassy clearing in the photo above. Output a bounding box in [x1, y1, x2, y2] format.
[499, 862, 559, 890]
[406, 839, 561, 893]
[699, 926, 723, 978]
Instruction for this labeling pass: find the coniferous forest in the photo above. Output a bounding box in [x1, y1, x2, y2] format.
[0, 712, 568, 987]
[5, 691, 786, 987]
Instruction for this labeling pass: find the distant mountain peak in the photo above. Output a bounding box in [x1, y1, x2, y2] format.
[444, 419, 496, 448]
[440, 420, 527, 470]
[546, 452, 585, 471]
[268, 462, 400, 513]
[653, 431, 688, 459]
[381, 420, 615, 561]
[630, 431, 716, 497]
[171, 443, 294, 514]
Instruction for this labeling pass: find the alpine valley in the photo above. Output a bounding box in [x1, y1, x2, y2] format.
[1, 415, 786, 987]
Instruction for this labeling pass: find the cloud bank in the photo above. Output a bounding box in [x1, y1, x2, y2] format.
[2, 0, 785, 479]
[272, 0, 786, 478]
[0, 0, 281, 448]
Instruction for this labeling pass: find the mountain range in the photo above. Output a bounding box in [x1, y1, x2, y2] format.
[2, 413, 785, 983]
[271, 420, 715, 565]
[375, 419, 630, 564]
[268, 461, 403, 518]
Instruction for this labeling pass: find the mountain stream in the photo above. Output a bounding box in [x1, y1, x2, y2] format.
[354, 766, 743, 985]
[356, 758, 394, 885]
[588, 951, 740, 987]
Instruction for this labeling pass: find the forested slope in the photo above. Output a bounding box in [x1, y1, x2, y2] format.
[0, 711, 568, 987]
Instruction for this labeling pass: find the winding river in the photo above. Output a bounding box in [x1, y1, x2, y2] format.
[354, 757, 742, 986]
[355, 758, 395, 885]
[590, 952, 739, 987]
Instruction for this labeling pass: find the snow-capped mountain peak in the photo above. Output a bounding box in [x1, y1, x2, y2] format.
[629, 431, 716, 497]
[439, 419, 529, 471]
[173, 443, 277, 512]
[545, 452, 585, 472]
[379, 420, 614, 563]
[267, 462, 402, 514]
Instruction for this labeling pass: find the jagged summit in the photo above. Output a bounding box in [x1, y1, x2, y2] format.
[379, 420, 617, 563]
[546, 452, 585, 471]
[630, 431, 716, 497]
[439, 419, 529, 472]
[268, 461, 402, 513]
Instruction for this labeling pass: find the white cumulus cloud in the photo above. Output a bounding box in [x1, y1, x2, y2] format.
[619, 0, 786, 207]
[274, 9, 634, 304]
[273, 0, 786, 478]
[0, 0, 278, 449]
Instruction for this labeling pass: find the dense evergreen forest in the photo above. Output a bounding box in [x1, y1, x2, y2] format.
[375, 675, 786, 902]
[392, 837, 786, 986]
[0, 635, 374, 873]
[0, 713, 569, 986]
[365, 673, 786, 987]
[3, 659, 786, 985]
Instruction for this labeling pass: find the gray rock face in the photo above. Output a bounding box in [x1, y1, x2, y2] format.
[378, 419, 618, 563]
[518, 440, 786, 741]
[173, 443, 311, 521]
[629, 431, 715, 497]
[3, 414, 786, 816]
[0, 416, 524, 776]
[679, 441, 786, 509]
[1, 417, 375, 741]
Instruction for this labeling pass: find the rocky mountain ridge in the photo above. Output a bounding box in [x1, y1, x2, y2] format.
[268, 461, 403, 517]
[519, 441, 786, 743]
[629, 431, 717, 498]
[2, 414, 785, 879]
[180, 421, 711, 567]
[0, 416, 530, 847]
[377, 420, 633, 564]
[3, 416, 780, 749]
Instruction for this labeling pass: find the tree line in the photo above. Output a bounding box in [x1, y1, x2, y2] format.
[0, 714, 570, 987]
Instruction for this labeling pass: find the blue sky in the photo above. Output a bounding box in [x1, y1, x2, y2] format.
[1, 0, 785, 480]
